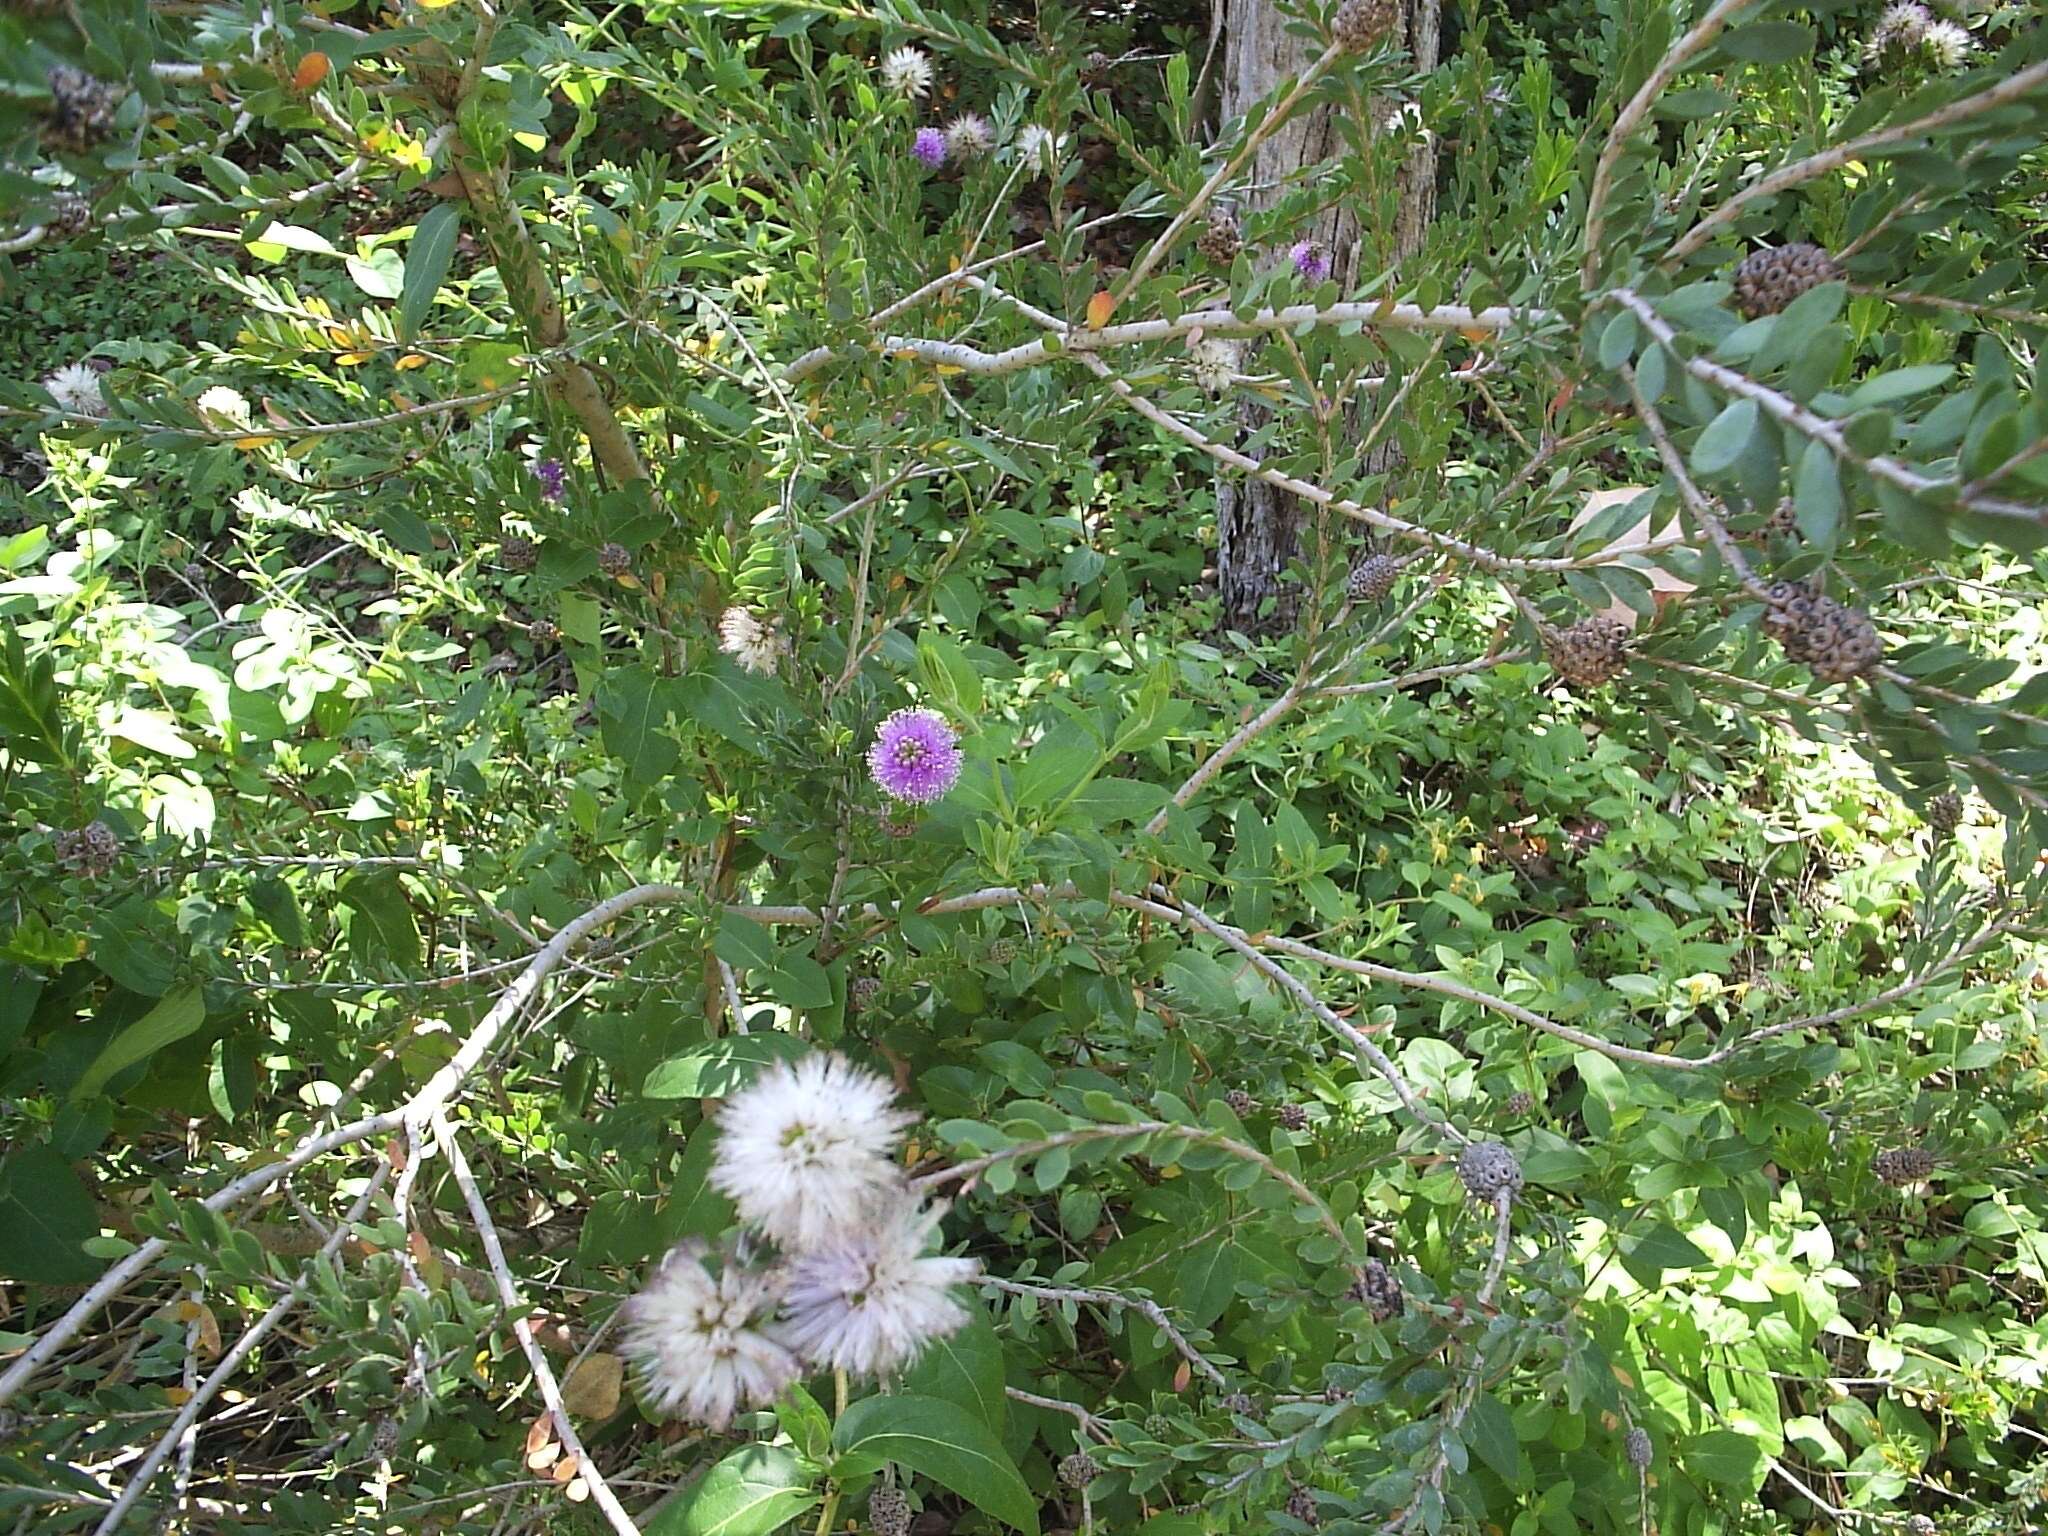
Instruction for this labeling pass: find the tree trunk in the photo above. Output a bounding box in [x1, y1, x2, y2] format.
[1211, 0, 1435, 635]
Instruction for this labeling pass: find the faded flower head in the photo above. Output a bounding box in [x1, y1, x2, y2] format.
[710, 1054, 915, 1248]
[1290, 239, 1330, 283]
[912, 126, 947, 168]
[869, 707, 962, 804]
[1014, 124, 1065, 174]
[880, 46, 934, 98]
[776, 1194, 979, 1377]
[1188, 336, 1241, 395]
[619, 1239, 801, 1429]
[945, 113, 995, 158]
[718, 606, 782, 675]
[195, 385, 251, 430]
[531, 457, 565, 502]
[43, 361, 106, 418]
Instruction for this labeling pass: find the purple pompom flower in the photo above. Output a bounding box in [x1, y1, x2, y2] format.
[531, 457, 565, 502]
[912, 127, 947, 168]
[1291, 240, 1330, 283]
[869, 707, 962, 804]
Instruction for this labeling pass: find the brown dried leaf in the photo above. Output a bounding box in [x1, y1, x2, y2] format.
[560, 1353, 624, 1421]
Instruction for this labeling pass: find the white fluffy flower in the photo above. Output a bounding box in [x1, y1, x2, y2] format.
[1188, 337, 1241, 395]
[619, 1240, 801, 1429]
[718, 606, 782, 675]
[1920, 19, 1972, 67]
[710, 1054, 914, 1249]
[1013, 124, 1064, 175]
[880, 46, 934, 98]
[1878, 0, 1931, 34]
[42, 362, 106, 418]
[776, 1195, 978, 1378]
[195, 385, 251, 430]
[1865, 0, 1930, 64]
[945, 113, 995, 158]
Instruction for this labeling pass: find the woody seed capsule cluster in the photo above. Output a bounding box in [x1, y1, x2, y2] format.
[42, 66, 124, 154]
[501, 536, 538, 573]
[54, 822, 121, 877]
[1625, 1427, 1653, 1468]
[1457, 1140, 1523, 1203]
[1873, 1146, 1936, 1187]
[869, 1486, 911, 1536]
[597, 542, 633, 578]
[1331, 0, 1400, 52]
[1546, 616, 1631, 689]
[1732, 243, 1843, 320]
[1058, 1451, 1098, 1489]
[1347, 1258, 1404, 1322]
[1926, 792, 1963, 838]
[1196, 205, 1242, 265]
[1346, 553, 1401, 603]
[1286, 1482, 1322, 1527]
[1762, 580, 1883, 682]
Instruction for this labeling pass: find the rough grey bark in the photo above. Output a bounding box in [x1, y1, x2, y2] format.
[1210, 0, 1436, 635]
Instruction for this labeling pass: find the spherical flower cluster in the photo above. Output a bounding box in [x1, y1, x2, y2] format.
[945, 113, 995, 158]
[880, 46, 934, 98]
[777, 1195, 978, 1377]
[718, 606, 783, 675]
[626, 1055, 980, 1424]
[619, 1239, 801, 1430]
[869, 707, 963, 804]
[1014, 124, 1064, 175]
[912, 126, 947, 168]
[195, 385, 251, 431]
[1920, 18, 1972, 68]
[43, 361, 106, 418]
[1188, 337, 1241, 395]
[531, 457, 566, 502]
[1290, 239, 1330, 283]
[710, 1054, 915, 1248]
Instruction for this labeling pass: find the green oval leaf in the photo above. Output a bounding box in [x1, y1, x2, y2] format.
[400, 203, 462, 341]
[1691, 399, 1759, 476]
[832, 1392, 1039, 1534]
[647, 1444, 819, 1536]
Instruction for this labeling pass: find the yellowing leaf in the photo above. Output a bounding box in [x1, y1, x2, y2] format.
[292, 52, 330, 89]
[560, 1353, 624, 1420]
[395, 353, 429, 371]
[334, 351, 376, 366]
[1086, 289, 1116, 329]
[164, 1387, 193, 1407]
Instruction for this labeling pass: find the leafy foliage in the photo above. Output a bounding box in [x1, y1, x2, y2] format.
[2, 0, 2047, 1533]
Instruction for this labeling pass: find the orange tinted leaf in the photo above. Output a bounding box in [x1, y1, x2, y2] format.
[1086, 290, 1116, 329]
[293, 53, 330, 89]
